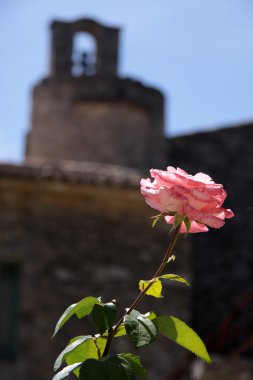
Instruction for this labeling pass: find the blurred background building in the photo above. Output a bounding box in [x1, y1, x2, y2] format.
[0, 15, 253, 380]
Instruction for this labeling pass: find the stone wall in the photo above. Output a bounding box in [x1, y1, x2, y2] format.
[26, 77, 165, 172]
[0, 169, 192, 380]
[168, 122, 253, 355]
[191, 356, 253, 380]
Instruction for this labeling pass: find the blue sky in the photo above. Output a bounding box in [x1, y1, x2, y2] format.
[1, 0, 253, 162]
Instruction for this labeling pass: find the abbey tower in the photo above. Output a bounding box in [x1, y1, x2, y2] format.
[26, 19, 165, 171]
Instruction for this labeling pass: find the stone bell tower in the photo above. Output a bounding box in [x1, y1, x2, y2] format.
[25, 19, 165, 171]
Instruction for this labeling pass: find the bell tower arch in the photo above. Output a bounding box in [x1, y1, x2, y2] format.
[50, 19, 119, 77]
[25, 19, 165, 172]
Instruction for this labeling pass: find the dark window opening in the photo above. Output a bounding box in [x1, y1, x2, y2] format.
[0, 262, 20, 360]
[71, 32, 97, 77]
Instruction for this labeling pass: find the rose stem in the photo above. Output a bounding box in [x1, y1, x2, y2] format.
[102, 224, 182, 357]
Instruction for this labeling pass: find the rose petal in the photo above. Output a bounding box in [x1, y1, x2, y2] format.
[193, 172, 214, 184]
[140, 167, 234, 233]
[183, 204, 225, 229]
[159, 187, 188, 214]
[187, 221, 209, 233]
[164, 215, 209, 233]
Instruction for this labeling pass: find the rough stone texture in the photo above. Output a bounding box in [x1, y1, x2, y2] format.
[0, 172, 191, 380]
[26, 77, 165, 172]
[26, 17, 165, 172]
[169, 123, 253, 355]
[0, 161, 142, 187]
[191, 356, 253, 380]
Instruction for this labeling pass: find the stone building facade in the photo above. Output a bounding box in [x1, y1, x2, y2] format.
[169, 124, 253, 357]
[0, 18, 252, 380]
[0, 163, 191, 380]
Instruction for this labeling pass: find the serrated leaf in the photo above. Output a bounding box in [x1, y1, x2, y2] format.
[154, 315, 211, 363]
[52, 362, 82, 380]
[54, 335, 92, 372]
[159, 274, 190, 287]
[79, 355, 134, 380]
[120, 353, 147, 380]
[92, 302, 116, 334]
[53, 297, 99, 337]
[139, 279, 163, 298]
[124, 310, 158, 348]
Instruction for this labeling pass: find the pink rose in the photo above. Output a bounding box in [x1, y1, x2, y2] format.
[140, 166, 234, 233]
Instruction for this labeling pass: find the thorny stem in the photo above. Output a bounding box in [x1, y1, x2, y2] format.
[102, 224, 182, 357]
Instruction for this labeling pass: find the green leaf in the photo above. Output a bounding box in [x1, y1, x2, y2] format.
[124, 310, 158, 348]
[139, 274, 189, 299]
[94, 336, 107, 358]
[54, 335, 93, 372]
[139, 278, 163, 298]
[154, 315, 211, 363]
[92, 302, 116, 334]
[65, 337, 99, 372]
[63, 335, 106, 377]
[120, 353, 147, 380]
[144, 311, 157, 320]
[52, 363, 82, 380]
[159, 274, 190, 287]
[53, 297, 99, 337]
[113, 324, 127, 337]
[98, 323, 126, 338]
[79, 355, 134, 380]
